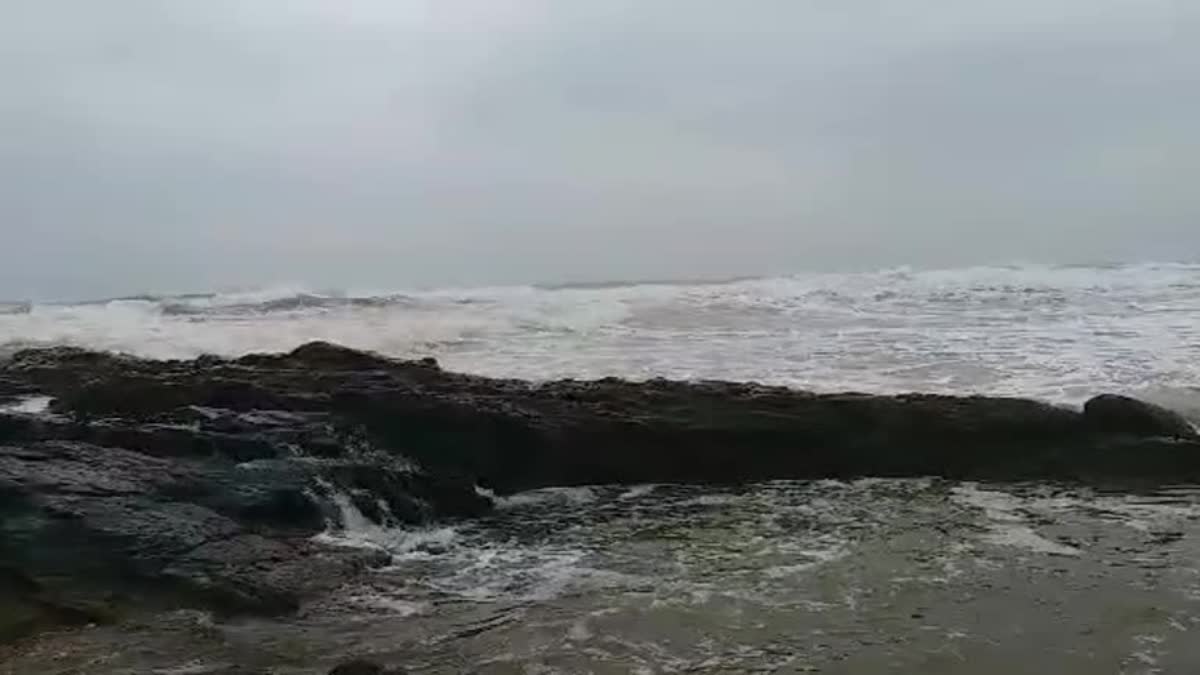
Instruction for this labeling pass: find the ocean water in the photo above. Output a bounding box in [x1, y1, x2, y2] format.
[3, 262, 1200, 408]
[13, 480, 1200, 674]
[6, 262, 1200, 674]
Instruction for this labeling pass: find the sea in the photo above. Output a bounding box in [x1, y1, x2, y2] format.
[5, 262, 1200, 674]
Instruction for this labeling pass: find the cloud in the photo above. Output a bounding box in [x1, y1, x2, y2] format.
[0, 0, 1196, 299]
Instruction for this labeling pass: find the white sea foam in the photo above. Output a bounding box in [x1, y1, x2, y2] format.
[1025, 489, 1200, 534]
[951, 484, 1082, 556]
[762, 549, 849, 579]
[348, 594, 430, 617]
[496, 486, 598, 509]
[414, 543, 643, 603]
[618, 484, 659, 500]
[0, 395, 53, 415]
[2, 263, 1197, 406]
[312, 488, 458, 555]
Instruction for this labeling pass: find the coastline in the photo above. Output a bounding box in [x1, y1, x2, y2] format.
[2, 341, 1197, 649]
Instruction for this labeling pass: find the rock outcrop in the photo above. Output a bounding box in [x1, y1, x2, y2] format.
[1, 341, 1196, 641]
[1083, 393, 1198, 439]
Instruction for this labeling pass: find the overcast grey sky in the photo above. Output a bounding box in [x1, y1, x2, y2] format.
[1, 1, 1196, 299]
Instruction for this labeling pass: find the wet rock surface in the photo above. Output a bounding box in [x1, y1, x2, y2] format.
[327, 659, 408, 675]
[1, 341, 1197, 644]
[1084, 392, 1199, 439]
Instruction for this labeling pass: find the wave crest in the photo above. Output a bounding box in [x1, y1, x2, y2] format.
[160, 292, 418, 316]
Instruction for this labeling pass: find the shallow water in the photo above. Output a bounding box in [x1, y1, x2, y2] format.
[11, 479, 1200, 674]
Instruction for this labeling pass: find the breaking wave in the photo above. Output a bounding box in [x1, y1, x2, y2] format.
[2, 263, 1198, 407]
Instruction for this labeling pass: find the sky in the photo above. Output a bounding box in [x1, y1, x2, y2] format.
[1, 0, 1197, 300]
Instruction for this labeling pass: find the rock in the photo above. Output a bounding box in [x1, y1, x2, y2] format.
[3, 342, 1200, 643]
[1083, 394, 1198, 439]
[0, 441, 389, 635]
[328, 659, 407, 675]
[287, 341, 390, 368]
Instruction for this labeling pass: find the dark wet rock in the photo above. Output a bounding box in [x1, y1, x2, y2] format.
[328, 659, 408, 675]
[2, 342, 1199, 643]
[0, 360, 486, 642]
[1083, 394, 1198, 439]
[0, 441, 390, 639]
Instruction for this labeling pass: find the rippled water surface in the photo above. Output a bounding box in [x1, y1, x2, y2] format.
[11, 480, 1200, 674]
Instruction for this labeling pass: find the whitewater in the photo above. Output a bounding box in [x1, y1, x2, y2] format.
[3, 263, 1199, 410]
[7, 262, 1200, 674]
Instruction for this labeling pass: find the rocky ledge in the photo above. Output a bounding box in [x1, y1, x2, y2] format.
[1, 341, 1196, 642]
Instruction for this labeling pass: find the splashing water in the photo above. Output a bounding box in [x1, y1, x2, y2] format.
[19, 480, 1200, 673]
[2, 263, 1199, 408]
[6, 263, 1200, 673]
[0, 395, 53, 414]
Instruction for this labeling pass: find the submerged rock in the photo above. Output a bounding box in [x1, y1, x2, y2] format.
[2, 341, 1198, 642]
[328, 659, 408, 675]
